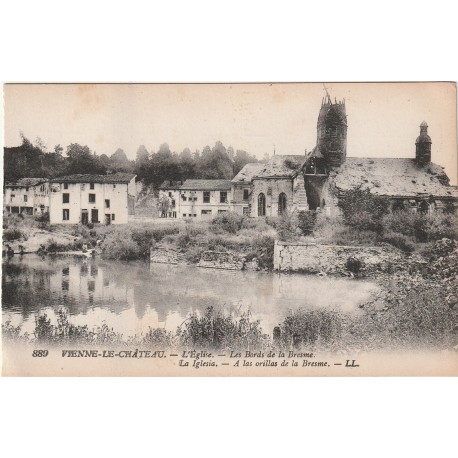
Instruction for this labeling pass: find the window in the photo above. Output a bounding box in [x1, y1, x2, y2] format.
[218, 210, 228, 214]
[24, 195, 28, 203]
[278, 193, 287, 215]
[193, 214, 196, 217]
[171, 199, 176, 207]
[90, 183, 95, 190]
[63, 193, 70, 204]
[258, 193, 266, 216]
[243, 189, 249, 200]
[10, 194, 15, 201]
[201, 210, 212, 215]
[243, 207, 250, 216]
[113, 184, 116, 189]
[64, 183, 68, 190]
[168, 192, 172, 197]
[220, 191, 228, 203]
[203, 191, 210, 203]
[105, 199, 110, 208]
[89, 194, 96, 203]
[63, 209, 70, 221]
[112, 214, 115, 221]
[182, 195, 187, 201]
[183, 214, 186, 217]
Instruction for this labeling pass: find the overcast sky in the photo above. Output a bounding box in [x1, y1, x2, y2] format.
[3, 82, 457, 183]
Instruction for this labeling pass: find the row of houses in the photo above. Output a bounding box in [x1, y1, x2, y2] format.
[4, 173, 137, 225]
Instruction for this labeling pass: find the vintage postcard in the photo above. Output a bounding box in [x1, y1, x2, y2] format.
[1, 82, 457, 376]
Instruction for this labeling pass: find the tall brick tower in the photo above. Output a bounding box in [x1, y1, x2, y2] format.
[415, 121, 432, 165]
[316, 95, 348, 168]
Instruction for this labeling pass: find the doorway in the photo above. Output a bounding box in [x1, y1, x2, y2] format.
[81, 210, 88, 225]
[91, 209, 99, 223]
[105, 214, 111, 225]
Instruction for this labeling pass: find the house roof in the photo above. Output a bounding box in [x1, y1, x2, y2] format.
[180, 179, 232, 191]
[231, 163, 265, 183]
[159, 180, 183, 190]
[5, 177, 47, 187]
[51, 173, 136, 184]
[332, 158, 457, 198]
[252, 155, 306, 179]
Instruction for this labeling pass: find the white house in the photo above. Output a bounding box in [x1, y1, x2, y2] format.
[159, 179, 232, 219]
[49, 173, 137, 225]
[3, 178, 50, 215]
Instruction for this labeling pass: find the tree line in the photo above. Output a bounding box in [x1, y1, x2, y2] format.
[3, 134, 263, 188]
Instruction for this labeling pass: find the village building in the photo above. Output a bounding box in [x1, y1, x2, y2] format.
[3, 178, 50, 215]
[159, 179, 232, 219]
[158, 180, 182, 218]
[49, 173, 136, 225]
[233, 95, 458, 217]
[231, 156, 309, 217]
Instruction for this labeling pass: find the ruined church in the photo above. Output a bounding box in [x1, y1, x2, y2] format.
[232, 95, 458, 217]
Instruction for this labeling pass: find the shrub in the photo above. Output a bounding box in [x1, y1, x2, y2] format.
[3, 228, 25, 241]
[101, 230, 142, 260]
[345, 256, 363, 275]
[339, 187, 390, 233]
[210, 212, 244, 234]
[382, 210, 458, 242]
[47, 239, 82, 252]
[381, 232, 415, 253]
[141, 328, 175, 348]
[184, 246, 205, 263]
[278, 308, 343, 350]
[296, 210, 317, 235]
[274, 213, 298, 242]
[178, 306, 269, 350]
[2, 321, 23, 342]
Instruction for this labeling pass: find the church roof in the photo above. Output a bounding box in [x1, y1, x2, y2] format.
[252, 155, 306, 179]
[332, 157, 456, 198]
[231, 163, 265, 183]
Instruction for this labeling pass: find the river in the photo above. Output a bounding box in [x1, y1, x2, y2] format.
[2, 255, 379, 337]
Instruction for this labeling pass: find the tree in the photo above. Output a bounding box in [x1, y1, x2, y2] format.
[234, 149, 258, 175]
[109, 148, 133, 172]
[65, 143, 107, 175]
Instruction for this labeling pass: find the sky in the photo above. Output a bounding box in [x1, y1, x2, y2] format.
[3, 82, 457, 183]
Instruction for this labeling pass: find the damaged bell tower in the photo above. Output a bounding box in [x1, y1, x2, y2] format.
[316, 93, 348, 169]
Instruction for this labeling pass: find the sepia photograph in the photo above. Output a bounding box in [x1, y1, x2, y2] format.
[2, 82, 457, 376]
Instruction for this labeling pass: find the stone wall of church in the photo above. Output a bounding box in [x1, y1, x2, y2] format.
[251, 178, 294, 217]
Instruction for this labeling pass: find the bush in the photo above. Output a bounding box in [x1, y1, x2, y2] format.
[210, 212, 245, 234]
[184, 246, 205, 263]
[382, 210, 458, 242]
[278, 308, 343, 350]
[339, 187, 390, 233]
[296, 210, 317, 235]
[3, 228, 25, 241]
[178, 306, 269, 350]
[275, 213, 298, 242]
[47, 239, 82, 252]
[345, 256, 363, 275]
[141, 328, 175, 348]
[101, 230, 142, 260]
[381, 232, 415, 254]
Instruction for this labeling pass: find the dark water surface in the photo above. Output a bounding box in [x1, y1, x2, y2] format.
[2, 255, 378, 336]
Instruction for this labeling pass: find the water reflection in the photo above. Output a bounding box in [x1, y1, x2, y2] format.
[2, 255, 379, 337]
